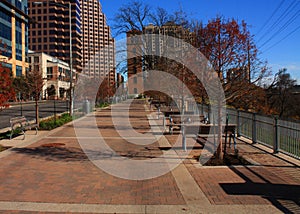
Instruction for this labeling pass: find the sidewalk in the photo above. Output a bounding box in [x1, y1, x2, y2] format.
[0, 100, 299, 213]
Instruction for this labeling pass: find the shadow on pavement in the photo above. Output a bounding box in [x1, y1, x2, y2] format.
[220, 166, 300, 213]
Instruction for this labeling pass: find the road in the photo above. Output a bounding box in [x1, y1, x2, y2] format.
[0, 100, 69, 130]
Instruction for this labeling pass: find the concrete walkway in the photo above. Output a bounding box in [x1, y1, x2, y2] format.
[0, 100, 299, 213]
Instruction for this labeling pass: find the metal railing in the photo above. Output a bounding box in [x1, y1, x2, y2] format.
[195, 103, 300, 159]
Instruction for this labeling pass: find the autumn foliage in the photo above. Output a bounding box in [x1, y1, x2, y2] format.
[0, 63, 15, 109]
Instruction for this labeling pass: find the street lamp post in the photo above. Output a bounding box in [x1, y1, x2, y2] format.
[33, 1, 73, 116]
[68, 2, 73, 116]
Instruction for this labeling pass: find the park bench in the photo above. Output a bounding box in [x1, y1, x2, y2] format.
[167, 114, 205, 134]
[182, 123, 237, 153]
[10, 116, 38, 140]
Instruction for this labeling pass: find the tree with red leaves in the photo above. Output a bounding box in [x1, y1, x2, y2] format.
[96, 77, 116, 104]
[194, 16, 269, 159]
[0, 40, 15, 110]
[0, 63, 15, 110]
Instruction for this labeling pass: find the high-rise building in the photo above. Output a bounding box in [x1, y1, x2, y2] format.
[81, 0, 115, 85]
[28, 0, 115, 84]
[126, 30, 143, 96]
[0, 0, 29, 77]
[126, 22, 195, 96]
[28, 0, 82, 72]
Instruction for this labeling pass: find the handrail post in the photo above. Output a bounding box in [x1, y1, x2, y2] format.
[274, 117, 279, 153]
[237, 110, 241, 137]
[252, 113, 257, 144]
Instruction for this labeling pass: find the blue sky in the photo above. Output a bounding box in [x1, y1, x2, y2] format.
[101, 0, 300, 83]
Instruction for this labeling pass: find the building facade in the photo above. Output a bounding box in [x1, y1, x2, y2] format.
[126, 30, 143, 96]
[28, 51, 75, 99]
[28, 0, 115, 85]
[0, 0, 29, 77]
[126, 22, 195, 96]
[81, 0, 115, 85]
[28, 0, 82, 72]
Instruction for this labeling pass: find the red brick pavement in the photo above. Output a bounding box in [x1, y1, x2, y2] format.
[164, 113, 300, 211]
[0, 99, 299, 213]
[0, 100, 185, 205]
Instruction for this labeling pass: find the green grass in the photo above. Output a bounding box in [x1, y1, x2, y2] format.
[0, 130, 22, 140]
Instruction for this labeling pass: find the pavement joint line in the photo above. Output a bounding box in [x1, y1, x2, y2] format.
[45, 136, 161, 140]
[0, 201, 281, 213]
[147, 113, 211, 206]
[0, 103, 296, 214]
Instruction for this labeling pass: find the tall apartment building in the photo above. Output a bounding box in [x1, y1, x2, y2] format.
[28, 0, 115, 84]
[126, 30, 143, 96]
[0, 0, 29, 77]
[81, 0, 115, 85]
[127, 22, 195, 96]
[28, 0, 82, 72]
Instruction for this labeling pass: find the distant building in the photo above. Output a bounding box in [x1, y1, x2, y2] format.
[116, 73, 124, 87]
[115, 73, 126, 97]
[126, 30, 143, 96]
[28, 0, 82, 73]
[0, 0, 29, 77]
[126, 22, 195, 96]
[81, 0, 115, 85]
[28, 51, 75, 99]
[226, 67, 250, 82]
[28, 0, 115, 85]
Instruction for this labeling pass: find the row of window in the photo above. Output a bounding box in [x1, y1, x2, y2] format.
[0, 22, 12, 40]
[0, 8, 11, 22]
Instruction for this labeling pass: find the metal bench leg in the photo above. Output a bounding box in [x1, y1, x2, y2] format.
[169, 125, 173, 135]
[233, 131, 238, 154]
[182, 126, 186, 151]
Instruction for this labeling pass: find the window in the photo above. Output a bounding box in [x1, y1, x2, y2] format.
[16, 66, 22, 77]
[34, 56, 39, 63]
[47, 67, 53, 79]
[133, 77, 137, 84]
[0, 23, 11, 40]
[34, 64, 39, 72]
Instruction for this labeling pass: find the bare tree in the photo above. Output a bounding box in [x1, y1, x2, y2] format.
[113, 0, 151, 35]
[267, 68, 298, 118]
[26, 68, 44, 127]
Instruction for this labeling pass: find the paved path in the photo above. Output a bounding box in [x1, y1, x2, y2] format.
[0, 99, 299, 213]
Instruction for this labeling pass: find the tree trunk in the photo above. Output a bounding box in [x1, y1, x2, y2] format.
[216, 100, 223, 160]
[35, 98, 39, 127]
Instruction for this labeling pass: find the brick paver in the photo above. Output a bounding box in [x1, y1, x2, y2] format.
[0, 100, 185, 206]
[0, 99, 299, 213]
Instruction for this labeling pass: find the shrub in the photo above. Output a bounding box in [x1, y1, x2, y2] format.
[39, 113, 73, 130]
[95, 102, 110, 108]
